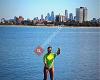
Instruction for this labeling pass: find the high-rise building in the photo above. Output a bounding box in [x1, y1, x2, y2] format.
[41, 14, 44, 20]
[47, 13, 51, 21]
[1, 18, 6, 23]
[45, 16, 47, 21]
[69, 13, 73, 21]
[55, 14, 65, 22]
[76, 7, 88, 23]
[60, 15, 65, 22]
[18, 16, 24, 24]
[83, 7, 88, 22]
[51, 11, 55, 21]
[74, 16, 76, 21]
[65, 10, 68, 21]
[55, 15, 60, 22]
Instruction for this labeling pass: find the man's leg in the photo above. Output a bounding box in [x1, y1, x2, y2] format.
[49, 67, 54, 80]
[43, 67, 48, 80]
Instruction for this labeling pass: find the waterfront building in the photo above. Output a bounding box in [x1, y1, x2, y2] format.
[14, 16, 18, 21]
[91, 18, 97, 22]
[45, 16, 47, 21]
[69, 13, 73, 21]
[51, 11, 55, 21]
[74, 16, 76, 21]
[84, 7, 88, 22]
[97, 18, 100, 23]
[60, 15, 65, 22]
[76, 7, 88, 23]
[17, 16, 24, 24]
[47, 13, 51, 21]
[1, 18, 6, 23]
[9, 19, 14, 22]
[90, 18, 100, 23]
[34, 17, 38, 20]
[41, 14, 44, 20]
[65, 10, 68, 21]
[55, 14, 65, 22]
[55, 15, 60, 22]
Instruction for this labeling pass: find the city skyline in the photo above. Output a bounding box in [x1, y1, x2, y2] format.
[0, 0, 100, 20]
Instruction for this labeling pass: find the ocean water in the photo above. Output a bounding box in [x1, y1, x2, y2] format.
[0, 26, 100, 80]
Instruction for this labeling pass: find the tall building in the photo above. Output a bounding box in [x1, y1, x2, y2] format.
[83, 7, 88, 21]
[74, 16, 76, 21]
[60, 15, 65, 22]
[69, 13, 73, 21]
[65, 10, 68, 21]
[1, 18, 6, 23]
[47, 13, 51, 21]
[55, 15, 60, 22]
[55, 14, 65, 22]
[41, 14, 44, 20]
[17, 16, 24, 24]
[51, 11, 55, 21]
[76, 7, 88, 23]
[45, 16, 47, 21]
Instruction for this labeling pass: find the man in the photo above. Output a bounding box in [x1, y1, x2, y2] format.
[43, 46, 60, 80]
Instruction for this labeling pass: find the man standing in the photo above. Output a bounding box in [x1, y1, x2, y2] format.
[43, 46, 60, 80]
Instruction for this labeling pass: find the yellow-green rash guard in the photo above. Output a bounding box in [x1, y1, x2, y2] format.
[43, 53, 57, 69]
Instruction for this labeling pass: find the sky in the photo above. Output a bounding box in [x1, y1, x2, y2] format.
[0, 0, 100, 20]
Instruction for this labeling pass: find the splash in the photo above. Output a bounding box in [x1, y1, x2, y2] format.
[41, 26, 63, 48]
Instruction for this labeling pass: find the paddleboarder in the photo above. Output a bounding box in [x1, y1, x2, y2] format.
[43, 46, 60, 80]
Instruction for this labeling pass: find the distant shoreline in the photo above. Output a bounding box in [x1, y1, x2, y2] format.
[0, 25, 100, 28]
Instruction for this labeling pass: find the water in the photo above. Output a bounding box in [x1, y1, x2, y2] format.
[0, 26, 100, 80]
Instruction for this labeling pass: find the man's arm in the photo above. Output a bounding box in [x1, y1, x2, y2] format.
[43, 55, 46, 64]
[43, 55, 48, 68]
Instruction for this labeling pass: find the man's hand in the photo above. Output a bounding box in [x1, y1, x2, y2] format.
[57, 48, 60, 55]
[44, 63, 49, 69]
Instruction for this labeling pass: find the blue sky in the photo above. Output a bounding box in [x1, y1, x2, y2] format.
[0, 0, 100, 20]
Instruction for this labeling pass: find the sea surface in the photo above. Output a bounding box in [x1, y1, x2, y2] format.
[0, 25, 100, 80]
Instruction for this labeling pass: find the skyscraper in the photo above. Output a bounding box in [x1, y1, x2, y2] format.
[47, 13, 51, 21]
[51, 11, 55, 21]
[41, 14, 44, 20]
[83, 7, 88, 22]
[74, 16, 76, 21]
[55, 15, 60, 22]
[69, 13, 73, 21]
[76, 7, 88, 23]
[45, 16, 48, 21]
[18, 16, 24, 24]
[65, 10, 68, 21]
